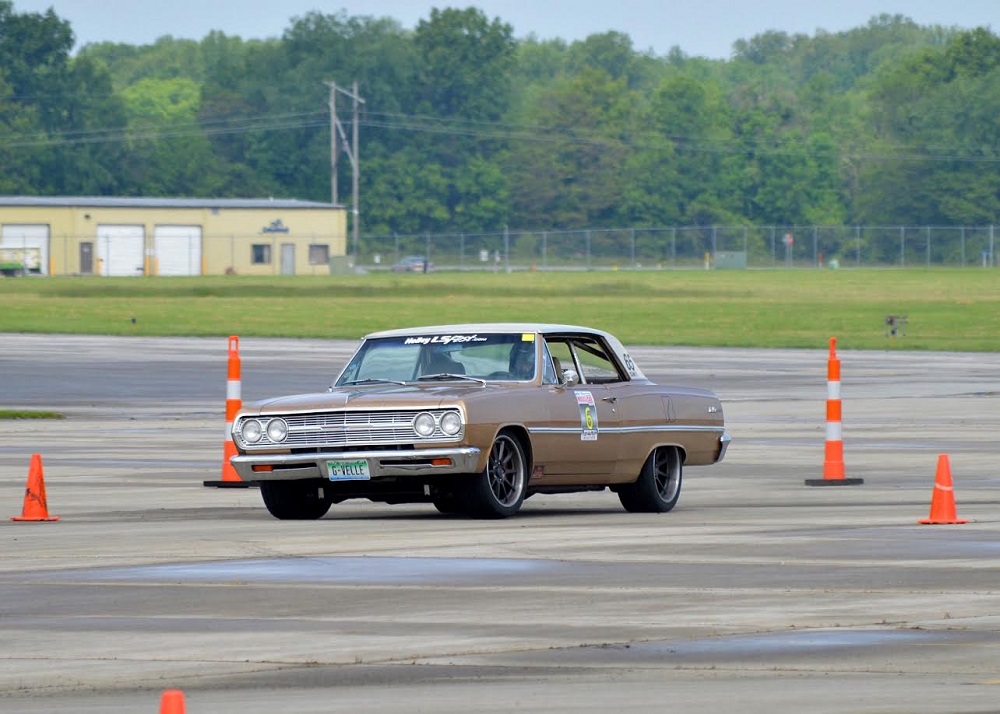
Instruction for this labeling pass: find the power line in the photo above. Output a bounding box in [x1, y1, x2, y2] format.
[1, 106, 998, 164]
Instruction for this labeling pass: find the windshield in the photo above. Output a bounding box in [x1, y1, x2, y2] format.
[336, 332, 539, 385]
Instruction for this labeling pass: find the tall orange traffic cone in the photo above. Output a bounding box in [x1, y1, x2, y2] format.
[159, 689, 186, 714]
[204, 335, 251, 488]
[806, 337, 863, 486]
[11, 453, 59, 522]
[919, 454, 967, 524]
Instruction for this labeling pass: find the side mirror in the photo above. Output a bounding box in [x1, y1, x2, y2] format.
[561, 369, 580, 387]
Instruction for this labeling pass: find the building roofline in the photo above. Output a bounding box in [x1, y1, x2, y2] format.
[0, 196, 340, 210]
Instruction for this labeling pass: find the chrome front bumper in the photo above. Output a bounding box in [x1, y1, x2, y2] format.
[231, 446, 482, 481]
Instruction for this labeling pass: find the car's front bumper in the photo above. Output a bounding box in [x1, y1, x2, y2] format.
[231, 446, 482, 481]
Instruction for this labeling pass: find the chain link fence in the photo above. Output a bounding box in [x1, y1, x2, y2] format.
[360, 225, 999, 271]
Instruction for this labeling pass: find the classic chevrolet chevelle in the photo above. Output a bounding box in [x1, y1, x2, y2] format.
[231, 323, 730, 519]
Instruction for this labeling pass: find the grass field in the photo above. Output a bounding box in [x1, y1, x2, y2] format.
[1, 269, 998, 351]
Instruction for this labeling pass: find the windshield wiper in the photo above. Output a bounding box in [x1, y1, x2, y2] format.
[416, 373, 486, 385]
[341, 378, 407, 386]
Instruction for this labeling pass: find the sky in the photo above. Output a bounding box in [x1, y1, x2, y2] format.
[11, 0, 1000, 59]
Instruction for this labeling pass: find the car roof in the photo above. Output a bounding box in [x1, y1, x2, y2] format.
[365, 323, 612, 340]
[361, 323, 647, 380]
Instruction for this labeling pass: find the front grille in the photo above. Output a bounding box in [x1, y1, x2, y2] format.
[236, 409, 463, 450]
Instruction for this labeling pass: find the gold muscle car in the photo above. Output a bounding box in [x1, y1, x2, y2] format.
[231, 323, 730, 519]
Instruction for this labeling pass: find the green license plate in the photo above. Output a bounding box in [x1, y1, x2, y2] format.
[327, 459, 371, 481]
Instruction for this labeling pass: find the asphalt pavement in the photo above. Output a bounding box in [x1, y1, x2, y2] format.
[1, 334, 999, 713]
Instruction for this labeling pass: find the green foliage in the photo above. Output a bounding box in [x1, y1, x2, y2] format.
[1, 3, 998, 237]
[0, 409, 64, 420]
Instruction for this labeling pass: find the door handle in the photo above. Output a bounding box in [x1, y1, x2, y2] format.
[602, 396, 617, 403]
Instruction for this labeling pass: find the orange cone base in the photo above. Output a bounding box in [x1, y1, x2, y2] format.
[11, 514, 60, 521]
[203, 479, 254, 488]
[204, 441, 252, 488]
[918, 516, 968, 524]
[805, 477, 864, 486]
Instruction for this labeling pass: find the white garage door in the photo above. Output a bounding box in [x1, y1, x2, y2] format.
[97, 225, 145, 277]
[1, 224, 50, 275]
[154, 225, 202, 276]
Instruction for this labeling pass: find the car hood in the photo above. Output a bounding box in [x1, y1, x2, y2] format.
[243, 383, 494, 414]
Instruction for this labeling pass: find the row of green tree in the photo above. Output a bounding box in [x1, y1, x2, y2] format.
[1, 1, 998, 235]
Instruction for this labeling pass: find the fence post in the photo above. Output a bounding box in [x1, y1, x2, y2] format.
[503, 225, 509, 273]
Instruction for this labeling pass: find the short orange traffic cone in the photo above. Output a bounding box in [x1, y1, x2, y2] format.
[159, 689, 186, 713]
[11, 453, 59, 522]
[919, 454, 967, 525]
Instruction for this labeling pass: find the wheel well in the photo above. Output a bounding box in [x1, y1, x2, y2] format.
[648, 443, 686, 465]
[497, 425, 532, 471]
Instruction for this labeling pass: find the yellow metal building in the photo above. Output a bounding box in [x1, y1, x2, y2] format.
[0, 197, 347, 276]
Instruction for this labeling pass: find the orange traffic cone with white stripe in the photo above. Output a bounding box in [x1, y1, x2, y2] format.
[204, 335, 250, 488]
[919, 454, 967, 524]
[159, 689, 186, 713]
[11, 453, 59, 522]
[806, 337, 863, 486]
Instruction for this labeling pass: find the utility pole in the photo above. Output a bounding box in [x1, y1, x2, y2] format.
[325, 80, 365, 258]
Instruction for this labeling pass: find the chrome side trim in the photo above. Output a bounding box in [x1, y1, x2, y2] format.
[528, 425, 726, 435]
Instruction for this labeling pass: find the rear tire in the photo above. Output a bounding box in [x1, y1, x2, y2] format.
[460, 432, 527, 519]
[260, 480, 331, 520]
[618, 446, 683, 513]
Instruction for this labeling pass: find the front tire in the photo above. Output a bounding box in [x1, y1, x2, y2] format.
[260, 480, 331, 520]
[460, 432, 528, 519]
[618, 446, 683, 513]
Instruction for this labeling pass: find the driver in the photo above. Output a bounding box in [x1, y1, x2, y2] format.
[509, 341, 536, 380]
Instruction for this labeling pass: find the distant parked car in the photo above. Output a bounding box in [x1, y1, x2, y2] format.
[391, 255, 434, 273]
[230, 322, 730, 520]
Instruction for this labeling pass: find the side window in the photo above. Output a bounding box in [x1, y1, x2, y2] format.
[572, 338, 624, 384]
[545, 340, 576, 382]
[541, 342, 558, 384]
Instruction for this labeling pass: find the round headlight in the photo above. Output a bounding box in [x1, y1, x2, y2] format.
[440, 410, 462, 436]
[241, 419, 263, 444]
[266, 418, 288, 443]
[413, 412, 436, 438]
